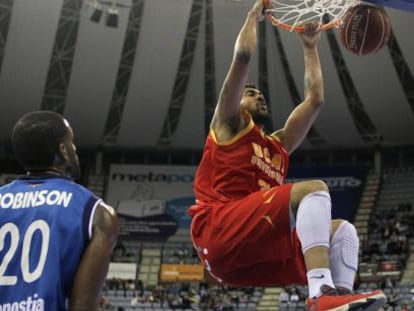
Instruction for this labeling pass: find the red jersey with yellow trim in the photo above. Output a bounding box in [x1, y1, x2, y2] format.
[194, 113, 289, 206]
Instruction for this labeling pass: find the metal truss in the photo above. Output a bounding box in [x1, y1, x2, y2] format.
[158, 0, 203, 146]
[41, 0, 84, 114]
[272, 26, 326, 146]
[258, 22, 274, 132]
[325, 24, 381, 144]
[101, 0, 145, 146]
[0, 0, 13, 75]
[203, 0, 216, 136]
[387, 29, 414, 114]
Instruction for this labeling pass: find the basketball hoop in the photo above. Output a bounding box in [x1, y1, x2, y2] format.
[263, 0, 361, 32]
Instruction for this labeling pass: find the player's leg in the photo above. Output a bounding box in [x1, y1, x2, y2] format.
[329, 219, 387, 311]
[192, 180, 334, 289]
[290, 181, 386, 311]
[330, 219, 359, 293]
[290, 180, 334, 297]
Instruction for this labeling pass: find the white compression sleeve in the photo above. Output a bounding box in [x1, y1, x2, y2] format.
[296, 191, 332, 253]
[329, 220, 359, 290]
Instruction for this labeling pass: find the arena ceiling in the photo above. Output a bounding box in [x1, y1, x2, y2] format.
[0, 0, 413, 152]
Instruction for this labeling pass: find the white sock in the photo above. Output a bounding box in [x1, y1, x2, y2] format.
[307, 268, 335, 298]
[330, 221, 359, 291]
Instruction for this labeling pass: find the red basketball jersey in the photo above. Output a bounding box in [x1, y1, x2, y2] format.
[194, 113, 289, 207]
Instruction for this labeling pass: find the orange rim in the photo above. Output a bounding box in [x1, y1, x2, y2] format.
[265, 14, 342, 32]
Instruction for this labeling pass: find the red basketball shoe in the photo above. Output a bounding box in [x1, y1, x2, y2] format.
[305, 285, 386, 311]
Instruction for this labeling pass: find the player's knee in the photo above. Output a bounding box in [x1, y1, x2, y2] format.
[305, 179, 329, 193]
[332, 220, 358, 240]
[290, 180, 329, 213]
[294, 179, 329, 197]
[331, 219, 346, 234]
[331, 220, 359, 271]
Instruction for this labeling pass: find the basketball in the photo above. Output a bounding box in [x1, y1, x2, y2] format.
[338, 4, 391, 56]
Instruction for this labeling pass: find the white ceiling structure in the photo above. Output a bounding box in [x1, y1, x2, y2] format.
[0, 0, 413, 152]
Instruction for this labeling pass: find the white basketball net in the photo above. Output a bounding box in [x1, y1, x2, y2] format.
[266, 0, 360, 31]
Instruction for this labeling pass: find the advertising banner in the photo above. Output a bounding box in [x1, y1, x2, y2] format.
[106, 164, 368, 239]
[107, 262, 137, 280]
[160, 264, 205, 282]
[106, 164, 196, 240]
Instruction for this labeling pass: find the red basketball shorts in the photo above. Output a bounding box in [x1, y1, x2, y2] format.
[189, 183, 307, 287]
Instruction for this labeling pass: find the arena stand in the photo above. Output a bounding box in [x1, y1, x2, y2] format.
[2, 147, 413, 310]
[357, 167, 414, 285]
[102, 238, 265, 311]
[97, 163, 414, 311]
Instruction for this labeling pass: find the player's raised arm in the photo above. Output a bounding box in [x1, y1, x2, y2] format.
[211, 0, 265, 142]
[272, 22, 324, 154]
[69, 202, 119, 311]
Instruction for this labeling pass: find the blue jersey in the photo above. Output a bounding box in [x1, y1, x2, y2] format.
[0, 175, 101, 311]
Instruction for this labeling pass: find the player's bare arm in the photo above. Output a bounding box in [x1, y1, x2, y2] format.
[211, 0, 265, 143]
[69, 202, 119, 311]
[272, 22, 323, 154]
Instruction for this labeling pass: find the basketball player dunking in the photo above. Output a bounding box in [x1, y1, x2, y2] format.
[0, 111, 119, 310]
[189, 1, 385, 310]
